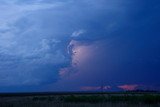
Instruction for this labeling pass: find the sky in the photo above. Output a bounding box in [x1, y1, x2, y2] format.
[0, 0, 160, 92]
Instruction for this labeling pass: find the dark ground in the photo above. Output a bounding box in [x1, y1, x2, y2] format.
[0, 92, 159, 107]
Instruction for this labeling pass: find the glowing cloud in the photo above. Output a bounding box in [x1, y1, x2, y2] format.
[118, 84, 139, 91]
[59, 40, 95, 78]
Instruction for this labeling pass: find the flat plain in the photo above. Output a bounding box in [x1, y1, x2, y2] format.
[0, 92, 159, 107]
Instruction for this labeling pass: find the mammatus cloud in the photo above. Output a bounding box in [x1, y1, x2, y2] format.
[118, 84, 139, 91]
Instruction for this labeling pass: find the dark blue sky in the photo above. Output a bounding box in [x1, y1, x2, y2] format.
[0, 0, 160, 92]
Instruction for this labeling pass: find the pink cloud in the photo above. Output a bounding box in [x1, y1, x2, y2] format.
[59, 67, 76, 78]
[59, 40, 96, 79]
[81, 86, 111, 91]
[118, 84, 139, 91]
[59, 68, 69, 77]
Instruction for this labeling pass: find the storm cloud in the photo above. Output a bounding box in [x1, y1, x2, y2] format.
[0, 0, 160, 92]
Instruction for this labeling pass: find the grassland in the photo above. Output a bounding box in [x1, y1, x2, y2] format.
[0, 92, 159, 107]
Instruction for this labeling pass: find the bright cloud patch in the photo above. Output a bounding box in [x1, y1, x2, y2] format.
[71, 29, 86, 37]
[59, 40, 96, 78]
[118, 84, 139, 91]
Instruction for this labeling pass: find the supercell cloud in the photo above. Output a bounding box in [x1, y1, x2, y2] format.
[0, 0, 160, 92]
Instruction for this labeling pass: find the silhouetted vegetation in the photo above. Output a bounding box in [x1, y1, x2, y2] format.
[0, 92, 159, 107]
[64, 95, 106, 103]
[63, 94, 160, 104]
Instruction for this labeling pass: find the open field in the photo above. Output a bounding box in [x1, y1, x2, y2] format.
[0, 92, 159, 107]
